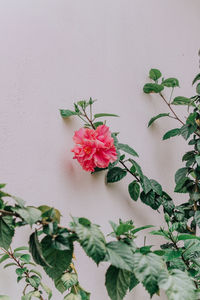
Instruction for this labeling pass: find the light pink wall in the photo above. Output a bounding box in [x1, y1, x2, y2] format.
[0, 0, 199, 299]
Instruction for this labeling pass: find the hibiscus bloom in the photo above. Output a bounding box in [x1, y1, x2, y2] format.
[72, 125, 117, 172]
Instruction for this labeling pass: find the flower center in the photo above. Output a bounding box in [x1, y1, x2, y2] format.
[84, 146, 92, 155]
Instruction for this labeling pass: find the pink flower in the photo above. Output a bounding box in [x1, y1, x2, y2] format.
[71, 125, 117, 172]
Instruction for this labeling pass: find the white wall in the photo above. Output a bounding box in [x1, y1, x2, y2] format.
[0, 0, 199, 299]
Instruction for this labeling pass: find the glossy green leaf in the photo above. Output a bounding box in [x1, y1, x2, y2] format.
[106, 241, 134, 272]
[41, 235, 73, 279]
[60, 110, 80, 118]
[40, 282, 52, 300]
[94, 113, 119, 118]
[141, 176, 152, 194]
[105, 265, 131, 300]
[74, 221, 107, 264]
[195, 155, 200, 166]
[171, 96, 194, 106]
[148, 113, 169, 127]
[64, 294, 81, 300]
[150, 179, 162, 196]
[0, 254, 9, 264]
[163, 128, 180, 140]
[29, 232, 49, 267]
[175, 168, 188, 184]
[196, 83, 200, 95]
[15, 207, 41, 226]
[192, 73, 200, 85]
[55, 273, 78, 293]
[0, 216, 14, 250]
[149, 69, 162, 81]
[143, 83, 164, 94]
[132, 252, 165, 297]
[162, 78, 179, 87]
[118, 143, 138, 157]
[178, 234, 200, 241]
[131, 225, 154, 235]
[107, 167, 127, 183]
[194, 211, 200, 229]
[158, 269, 196, 300]
[128, 181, 140, 201]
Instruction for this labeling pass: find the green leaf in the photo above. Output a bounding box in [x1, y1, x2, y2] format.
[15, 206, 41, 226]
[78, 286, 90, 300]
[20, 254, 31, 263]
[0, 216, 14, 250]
[64, 294, 81, 300]
[106, 241, 134, 272]
[148, 113, 169, 127]
[162, 78, 179, 87]
[74, 221, 107, 264]
[13, 196, 26, 207]
[21, 291, 41, 300]
[118, 143, 138, 157]
[14, 246, 29, 253]
[0, 254, 9, 264]
[29, 231, 49, 267]
[177, 234, 200, 241]
[94, 113, 119, 118]
[3, 263, 17, 269]
[195, 155, 200, 166]
[140, 191, 160, 210]
[128, 181, 140, 201]
[174, 177, 189, 193]
[194, 211, 200, 229]
[163, 128, 180, 140]
[196, 83, 200, 95]
[192, 73, 200, 85]
[105, 265, 131, 300]
[115, 223, 133, 236]
[106, 167, 127, 183]
[175, 168, 188, 184]
[131, 225, 154, 235]
[141, 176, 152, 194]
[129, 159, 143, 179]
[29, 269, 42, 278]
[158, 269, 196, 300]
[27, 275, 41, 288]
[171, 96, 194, 106]
[41, 235, 73, 279]
[149, 69, 162, 81]
[60, 110, 79, 118]
[143, 83, 164, 94]
[150, 179, 162, 196]
[132, 252, 165, 297]
[129, 273, 139, 291]
[40, 282, 52, 300]
[0, 296, 10, 300]
[55, 273, 78, 293]
[16, 267, 27, 276]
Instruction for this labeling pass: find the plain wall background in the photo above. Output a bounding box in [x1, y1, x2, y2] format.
[0, 0, 200, 299]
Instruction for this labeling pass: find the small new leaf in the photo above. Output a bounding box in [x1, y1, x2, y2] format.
[60, 110, 80, 118]
[149, 69, 162, 81]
